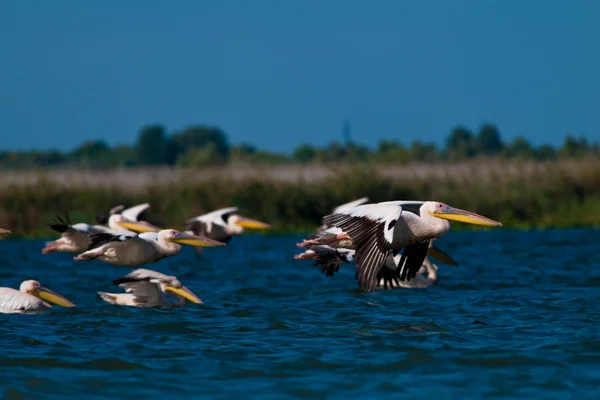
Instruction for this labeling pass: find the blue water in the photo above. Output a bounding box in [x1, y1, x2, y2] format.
[1, 229, 600, 399]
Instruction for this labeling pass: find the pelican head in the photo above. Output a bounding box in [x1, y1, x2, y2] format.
[0, 228, 10, 234]
[426, 202, 502, 227]
[159, 280, 203, 304]
[19, 280, 75, 307]
[163, 229, 226, 247]
[227, 214, 271, 234]
[110, 215, 161, 233]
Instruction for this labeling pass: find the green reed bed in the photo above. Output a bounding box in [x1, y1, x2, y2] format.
[1, 158, 599, 238]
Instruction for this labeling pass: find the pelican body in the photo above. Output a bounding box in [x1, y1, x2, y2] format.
[98, 269, 203, 309]
[0, 280, 75, 314]
[43, 204, 160, 255]
[322, 201, 501, 291]
[296, 239, 457, 290]
[74, 227, 226, 266]
[186, 207, 271, 257]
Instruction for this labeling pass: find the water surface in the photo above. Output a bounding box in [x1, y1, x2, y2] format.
[1, 229, 600, 399]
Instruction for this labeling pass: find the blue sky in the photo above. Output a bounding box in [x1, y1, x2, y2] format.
[1, 0, 599, 153]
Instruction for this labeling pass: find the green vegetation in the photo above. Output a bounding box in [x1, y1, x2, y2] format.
[1, 122, 598, 168]
[1, 121, 598, 237]
[1, 158, 599, 238]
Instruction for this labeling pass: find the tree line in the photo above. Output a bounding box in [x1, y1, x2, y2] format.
[0, 123, 597, 169]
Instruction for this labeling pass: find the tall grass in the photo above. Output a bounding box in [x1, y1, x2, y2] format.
[1, 158, 599, 237]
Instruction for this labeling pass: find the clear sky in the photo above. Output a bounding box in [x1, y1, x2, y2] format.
[1, 0, 599, 153]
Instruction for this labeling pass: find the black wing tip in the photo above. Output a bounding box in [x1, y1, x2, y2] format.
[86, 232, 120, 250]
[113, 277, 141, 286]
[48, 211, 73, 233]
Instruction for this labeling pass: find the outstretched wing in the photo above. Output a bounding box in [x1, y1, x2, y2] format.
[113, 268, 174, 285]
[377, 240, 430, 289]
[121, 203, 150, 221]
[332, 197, 370, 214]
[311, 245, 355, 277]
[86, 231, 138, 250]
[323, 204, 402, 291]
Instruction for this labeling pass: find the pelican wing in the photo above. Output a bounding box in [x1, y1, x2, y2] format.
[114, 281, 163, 306]
[332, 197, 370, 214]
[323, 203, 402, 291]
[311, 245, 355, 277]
[0, 288, 45, 312]
[186, 207, 237, 242]
[121, 203, 150, 221]
[187, 207, 239, 225]
[113, 268, 176, 286]
[86, 231, 139, 250]
[377, 241, 430, 289]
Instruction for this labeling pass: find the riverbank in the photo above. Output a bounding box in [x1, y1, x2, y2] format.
[1, 158, 599, 238]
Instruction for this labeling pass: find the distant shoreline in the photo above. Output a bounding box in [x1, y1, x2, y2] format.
[1, 158, 599, 237]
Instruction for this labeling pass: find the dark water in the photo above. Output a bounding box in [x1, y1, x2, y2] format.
[1, 229, 600, 399]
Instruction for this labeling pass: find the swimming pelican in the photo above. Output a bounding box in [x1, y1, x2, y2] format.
[0, 280, 75, 314]
[295, 240, 458, 289]
[185, 207, 271, 257]
[317, 197, 369, 231]
[74, 227, 226, 266]
[98, 269, 203, 308]
[320, 201, 501, 291]
[42, 208, 160, 255]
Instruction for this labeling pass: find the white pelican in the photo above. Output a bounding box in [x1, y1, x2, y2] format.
[186, 207, 271, 243]
[105, 203, 160, 233]
[295, 240, 458, 289]
[320, 201, 501, 291]
[185, 207, 271, 257]
[73, 227, 226, 266]
[98, 269, 203, 309]
[317, 197, 369, 231]
[42, 207, 160, 255]
[0, 280, 75, 314]
[0, 228, 10, 234]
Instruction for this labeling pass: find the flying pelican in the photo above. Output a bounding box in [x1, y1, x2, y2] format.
[0, 280, 75, 314]
[185, 207, 271, 257]
[42, 207, 160, 255]
[98, 268, 203, 308]
[295, 240, 458, 289]
[319, 200, 501, 291]
[74, 227, 226, 266]
[0, 228, 10, 234]
[317, 197, 370, 231]
[94, 204, 126, 225]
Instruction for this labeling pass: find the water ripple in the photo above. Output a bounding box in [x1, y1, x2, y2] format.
[0, 230, 599, 399]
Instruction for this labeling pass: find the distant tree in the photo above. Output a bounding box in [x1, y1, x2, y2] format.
[475, 123, 503, 156]
[230, 143, 258, 162]
[376, 139, 410, 164]
[171, 125, 229, 164]
[560, 135, 589, 158]
[504, 136, 534, 159]
[176, 144, 222, 167]
[535, 144, 557, 161]
[377, 140, 403, 154]
[293, 144, 316, 164]
[136, 124, 172, 165]
[409, 141, 440, 163]
[446, 126, 475, 160]
[344, 142, 369, 162]
[70, 140, 112, 167]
